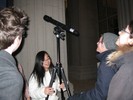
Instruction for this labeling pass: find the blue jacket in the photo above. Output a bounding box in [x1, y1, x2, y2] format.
[68, 50, 117, 100]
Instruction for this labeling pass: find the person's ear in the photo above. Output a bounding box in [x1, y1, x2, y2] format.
[102, 42, 108, 50]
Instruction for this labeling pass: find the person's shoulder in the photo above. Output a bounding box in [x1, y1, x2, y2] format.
[99, 50, 115, 60]
[106, 49, 116, 54]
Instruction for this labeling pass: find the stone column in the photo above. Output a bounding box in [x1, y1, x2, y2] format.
[117, 0, 133, 29]
[67, 0, 98, 83]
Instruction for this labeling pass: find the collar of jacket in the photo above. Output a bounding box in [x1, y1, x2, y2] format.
[96, 49, 115, 62]
[107, 45, 133, 66]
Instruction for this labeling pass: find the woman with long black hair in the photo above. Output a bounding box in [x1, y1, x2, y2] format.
[29, 51, 65, 100]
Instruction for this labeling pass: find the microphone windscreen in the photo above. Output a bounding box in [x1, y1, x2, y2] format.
[43, 15, 52, 22]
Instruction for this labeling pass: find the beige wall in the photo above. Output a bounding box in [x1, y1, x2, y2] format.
[14, 0, 68, 81]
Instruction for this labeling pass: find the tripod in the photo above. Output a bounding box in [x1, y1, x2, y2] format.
[46, 26, 71, 100]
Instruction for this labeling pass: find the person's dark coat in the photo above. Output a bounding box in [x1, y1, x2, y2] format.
[68, 50, 117, 100]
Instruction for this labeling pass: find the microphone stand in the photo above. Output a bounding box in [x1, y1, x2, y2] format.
[46, 26, 71, 100]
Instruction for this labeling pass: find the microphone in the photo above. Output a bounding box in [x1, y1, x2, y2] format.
[43, 15, 79, 36]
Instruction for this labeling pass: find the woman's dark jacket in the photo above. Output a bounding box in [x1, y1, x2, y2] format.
[68, 50, 117, 100]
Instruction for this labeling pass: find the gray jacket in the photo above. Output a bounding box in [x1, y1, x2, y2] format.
[0, 50, 23, 100]
[107, 47, 133, 100]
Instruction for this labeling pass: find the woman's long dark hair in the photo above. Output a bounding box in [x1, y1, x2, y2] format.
[31, 51, 54, 87]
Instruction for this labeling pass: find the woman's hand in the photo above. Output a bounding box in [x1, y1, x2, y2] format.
[59, 82, 65, 89]
[44, 87, 55, 95]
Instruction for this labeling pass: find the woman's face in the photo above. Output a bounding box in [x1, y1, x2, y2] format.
[43, 54, 51, 71]
[116, 26, 130, 46]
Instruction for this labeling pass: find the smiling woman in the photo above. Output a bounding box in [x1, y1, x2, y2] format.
[28, 51, 66, 100]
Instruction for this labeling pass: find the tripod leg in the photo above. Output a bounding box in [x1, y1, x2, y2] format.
[46, 68, 57, 100]
[57, 65, 65, 100]
[60, 67, 71, 97]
